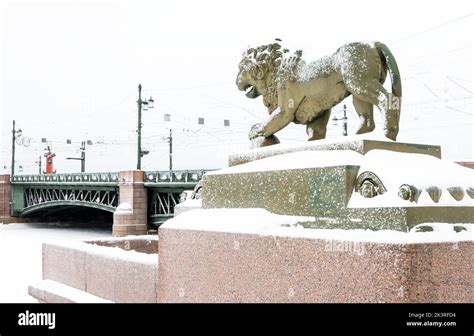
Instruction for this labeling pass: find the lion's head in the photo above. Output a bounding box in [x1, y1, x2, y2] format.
[236, 42, 302, 112]
[236, 43, 284, 110]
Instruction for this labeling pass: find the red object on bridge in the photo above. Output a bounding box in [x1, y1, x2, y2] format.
[44, 147, 56, 174]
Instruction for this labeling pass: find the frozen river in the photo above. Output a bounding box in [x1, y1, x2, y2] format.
[0, 222, 111, 303]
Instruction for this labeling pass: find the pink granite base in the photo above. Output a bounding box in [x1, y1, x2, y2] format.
[156, 228, 473, 303]
[35, 237, 158, 303]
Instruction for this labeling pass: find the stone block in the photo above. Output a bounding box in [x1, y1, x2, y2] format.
[36, 238, 158, 303]
[203, 148, 473, 231]
[157, 220, 473, 303]
[456, 161, 474, 169]
[229, 137, 441, 166]
[0, 174, 12, 219]
[29, 280, 112, 303]
[85, 251, 116, 301]
[114, 258, 157, 303]
[28, 284, 46, 302]
[44, 289, 76, 303]
[42, 242, 86, 291]
[114, 170, 148, 236]
[405, 242, 473, 302]
[203, 166, 359, 215]
[119, 170, 144, 184]
[112, 224, 147, 237]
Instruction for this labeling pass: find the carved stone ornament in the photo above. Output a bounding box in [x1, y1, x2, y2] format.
[398, 184, 421, 203]
[191, 180, 203, 200]
[355, 171, 387, 198]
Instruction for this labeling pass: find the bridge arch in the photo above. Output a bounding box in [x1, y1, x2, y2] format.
[20, 200, 116, 217]
[17, 186, 119, 217]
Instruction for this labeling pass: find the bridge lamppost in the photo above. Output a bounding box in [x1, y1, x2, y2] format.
[66, 141, 86, 173]
[137, 84, 154, 170]
[11, 120, 23, 177]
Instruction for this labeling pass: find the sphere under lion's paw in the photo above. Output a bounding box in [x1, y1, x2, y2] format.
[248, 123, 264, 140]
[250, 134, 280, 149]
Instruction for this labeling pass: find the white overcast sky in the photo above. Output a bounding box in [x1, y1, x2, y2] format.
[1, 0, 473, 174]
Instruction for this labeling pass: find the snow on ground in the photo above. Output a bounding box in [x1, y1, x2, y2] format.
[209, 150, 362, 174]
[228, 133, 393, 157]
[29, 279, 113, 303]
[50, 239, 158, 264]
[165, 208, 474, 244]
[360, 150, 474, 190]
[0, 222, 111, 303]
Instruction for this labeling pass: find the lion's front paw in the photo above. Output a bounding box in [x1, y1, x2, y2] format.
[248, 123, 264, 140]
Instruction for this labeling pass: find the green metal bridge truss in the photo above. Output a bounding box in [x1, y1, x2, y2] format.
[11, 170, 208, 224]
[22, 187, 118, 215]
[143, 170, 208, 225]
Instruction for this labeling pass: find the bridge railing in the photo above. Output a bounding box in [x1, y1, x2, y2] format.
[11, 170, 214, 185]
[12, 172, 120, 184]
[144, 170, 211, 184]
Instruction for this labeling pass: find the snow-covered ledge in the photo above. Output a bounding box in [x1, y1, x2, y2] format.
[157, 208, 473, 303]
[174, 199, 202, 216]
[29, 236, 158, 303]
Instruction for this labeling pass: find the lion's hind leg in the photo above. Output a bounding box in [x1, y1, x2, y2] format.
[306, 109, 331, 141]
[346, 79, 399, 141]
[352, 96, 375, 135]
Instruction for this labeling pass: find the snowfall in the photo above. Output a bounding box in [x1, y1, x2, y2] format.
[0, 222, 110, 303]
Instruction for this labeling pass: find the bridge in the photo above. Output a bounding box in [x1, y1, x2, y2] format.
[1, 169, 207, 236]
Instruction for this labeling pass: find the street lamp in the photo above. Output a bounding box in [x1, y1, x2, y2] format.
[66, 141, 87, 172]
[137, 84, 154, 170]
[332, 104, 348, 136]
[11, 120, 23, 177]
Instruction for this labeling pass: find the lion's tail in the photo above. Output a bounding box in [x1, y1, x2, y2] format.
[375, 42, 402, 98]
